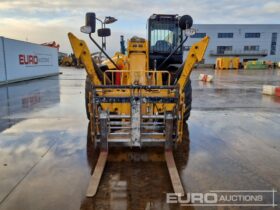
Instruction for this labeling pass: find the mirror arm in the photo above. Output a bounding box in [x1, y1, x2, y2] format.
[89, 33, 119, 70]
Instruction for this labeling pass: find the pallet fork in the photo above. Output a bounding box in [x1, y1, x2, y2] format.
[86, 111, 185, 197]
[87, 111, 109, 197]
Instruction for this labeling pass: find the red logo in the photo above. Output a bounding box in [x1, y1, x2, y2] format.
[19, 54, 38, 65]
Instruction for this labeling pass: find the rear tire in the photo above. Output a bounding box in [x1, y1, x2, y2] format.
[183, 80, 192, 121]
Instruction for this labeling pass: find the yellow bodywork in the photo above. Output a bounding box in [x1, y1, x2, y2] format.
[68, 32, 209, 142]
[101, 52, 127, 70]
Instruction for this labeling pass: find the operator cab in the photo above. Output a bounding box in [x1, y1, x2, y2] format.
[148, 14, 183, 69]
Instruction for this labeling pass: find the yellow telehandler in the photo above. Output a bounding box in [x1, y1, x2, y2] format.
[68, 12, 209, 197]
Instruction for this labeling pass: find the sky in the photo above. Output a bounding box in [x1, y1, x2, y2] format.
[1, 0, 280, 55]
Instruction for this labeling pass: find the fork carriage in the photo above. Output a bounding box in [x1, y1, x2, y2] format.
[88, 70, 183, 149]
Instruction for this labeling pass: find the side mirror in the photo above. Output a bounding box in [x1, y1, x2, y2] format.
[97, 28, 111, 37]
[81, 12, 96, 34]
[179, 15, 193, 30]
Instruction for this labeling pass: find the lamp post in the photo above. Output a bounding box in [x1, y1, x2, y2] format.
[96, 16, 117, 50]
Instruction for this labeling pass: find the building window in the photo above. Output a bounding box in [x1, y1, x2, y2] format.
[183, 46, 191, 51]
[217, 46, 232, 54]
[270, 32, 277, 55]
[244, 46, 260, 51]
[190, 33, 206, 38]
[245, 33, 260, 38]
[218, 33, 234, 38]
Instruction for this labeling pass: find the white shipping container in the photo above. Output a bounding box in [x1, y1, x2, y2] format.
[0, 87, 8, 118]
[1, 37, 58, 83]
[0, 37, 6, 82]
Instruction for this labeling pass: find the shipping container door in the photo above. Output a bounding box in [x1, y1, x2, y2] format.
[0, 37, 6, 82]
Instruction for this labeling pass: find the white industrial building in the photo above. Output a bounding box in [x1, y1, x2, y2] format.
[187, 24, 280, 64]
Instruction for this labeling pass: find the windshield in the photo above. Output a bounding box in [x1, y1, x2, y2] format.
[150, 21, 180, 53]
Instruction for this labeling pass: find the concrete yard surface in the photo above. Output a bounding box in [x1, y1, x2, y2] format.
[0, 67, 279, 210]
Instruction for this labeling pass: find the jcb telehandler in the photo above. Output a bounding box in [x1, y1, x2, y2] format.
[68, 12, 209, 197]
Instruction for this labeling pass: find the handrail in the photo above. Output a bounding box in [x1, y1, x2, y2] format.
[103, 70, 171, 86]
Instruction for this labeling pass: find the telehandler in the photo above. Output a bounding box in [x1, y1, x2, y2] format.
[68, 12, 209, 197]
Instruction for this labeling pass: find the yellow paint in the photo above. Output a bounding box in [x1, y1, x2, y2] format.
[216, 57, 240, 70]
[68, 33, 102, 86]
